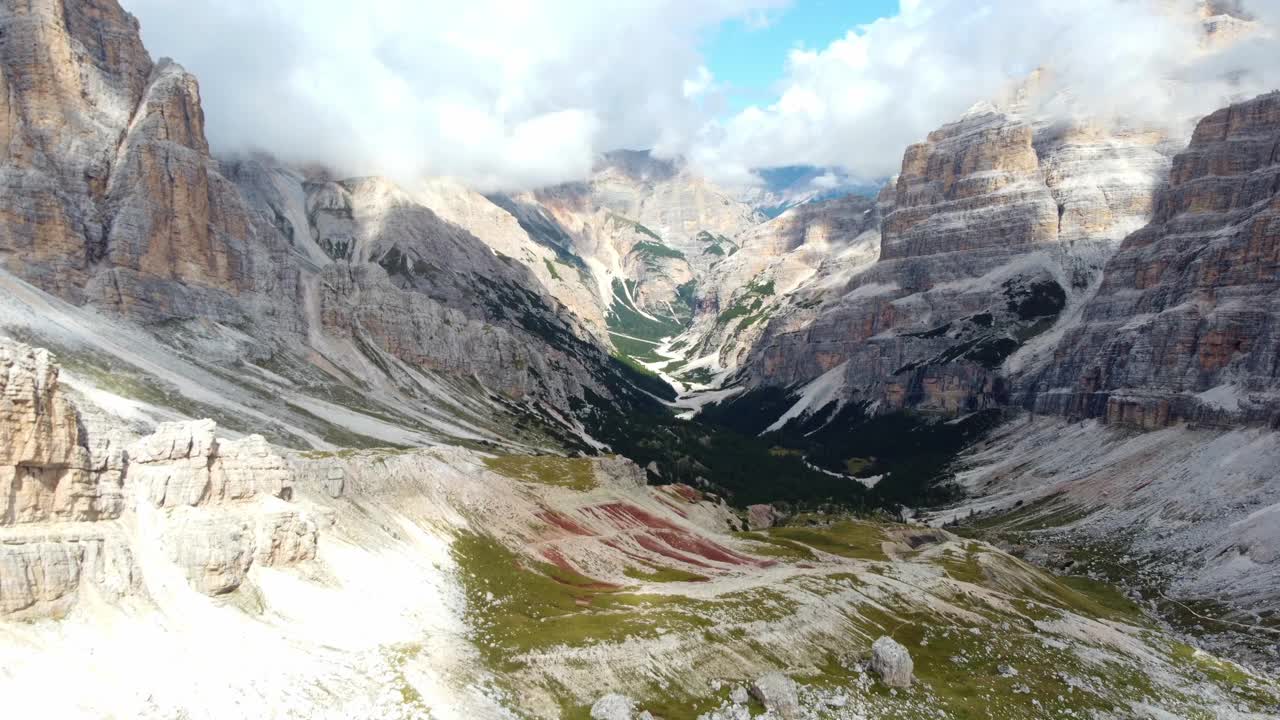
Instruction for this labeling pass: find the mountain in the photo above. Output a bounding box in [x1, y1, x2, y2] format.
[722, 102, 1176, 422]
[0, 0, 670, 455]
[1023, 92, 1280, 427]
[2, 0, 1279, 717]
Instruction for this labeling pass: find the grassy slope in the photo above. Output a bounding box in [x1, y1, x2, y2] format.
[444, 469, 1280, 718]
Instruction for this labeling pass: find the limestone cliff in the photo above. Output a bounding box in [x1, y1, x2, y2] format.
[0, 338, 315, 616]
[0, 0, 660, 447]
[681, 194, 882, 382]
[1025, 92, 1280, 428]
[734, 104, 1173, 419]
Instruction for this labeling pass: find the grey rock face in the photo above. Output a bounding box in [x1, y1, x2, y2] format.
[749, 672, 801, 719]
[690, 193, 881, 375]
[737, 104, 1175, 421]
[870, 636, 914, 688]
[1024, 92, 1280, 428]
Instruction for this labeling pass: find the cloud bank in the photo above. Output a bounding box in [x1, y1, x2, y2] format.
[693, 0, 1280, 185]
[124, 0, 783, 191]
[123, 0, 1278, 191]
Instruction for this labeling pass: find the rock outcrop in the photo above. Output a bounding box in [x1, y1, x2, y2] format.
[1, 341, 123, 524]
[1026, 92, 1280, 428]
[0, 338, 316, 612]
[0, 0, 263, 323]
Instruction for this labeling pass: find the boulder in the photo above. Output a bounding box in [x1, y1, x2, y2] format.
[870, 636, 914, 688]
[749, 672, 800, 718]
[590, 694, 636, 720]
[746, 504, 779, 531]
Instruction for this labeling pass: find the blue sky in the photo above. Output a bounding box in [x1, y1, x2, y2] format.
[703, 0, 900, 114]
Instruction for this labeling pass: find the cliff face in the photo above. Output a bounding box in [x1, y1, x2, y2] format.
[0, 338, 314, 617]
[736, 105, 1174, 418]
[0, 0, 653, 441]
[0, 0, 265, 321]
[1026, 92, 1280, 428]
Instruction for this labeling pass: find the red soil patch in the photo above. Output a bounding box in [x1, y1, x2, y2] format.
[633, 534, 716, 569]
[536, 509, 595, 537]
[586, 502, 682, 532]
[652, 529, 769, 568]
[665, 484, 704, 503]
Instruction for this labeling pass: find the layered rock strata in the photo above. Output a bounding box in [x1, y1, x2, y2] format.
[1025, 92, 1280, 427]
[730, 91, 1178, 419]
[0, 339, 316, 614]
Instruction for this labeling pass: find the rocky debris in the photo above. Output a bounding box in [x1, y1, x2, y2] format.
[998, 664, 1019, 677]
[729, 685, 750, 705]
[746, 504, 780, 531]
[870, 636, 914, 688]
[589, 694, 636, 720]
[1027, 91, 1280, 428]
[750, 672, 801, 719]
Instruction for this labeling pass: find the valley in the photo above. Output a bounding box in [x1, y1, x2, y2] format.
[0, 0, 1278, 718]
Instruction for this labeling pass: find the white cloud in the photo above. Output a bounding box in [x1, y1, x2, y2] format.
[123, 0, 1277, 192]
[691, 0, 1280, 185]
[122, 0, 785, 191]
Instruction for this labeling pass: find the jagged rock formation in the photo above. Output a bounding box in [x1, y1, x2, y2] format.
[1, 341, 123, 525]
[722, 77, 1183, 421]
[718, 6, 1255, 424]
[1025, 92, 1280, 428]
[0, 338, 315, 612]
[0, 0, 260, 322]
[0, 0, 668, 448]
